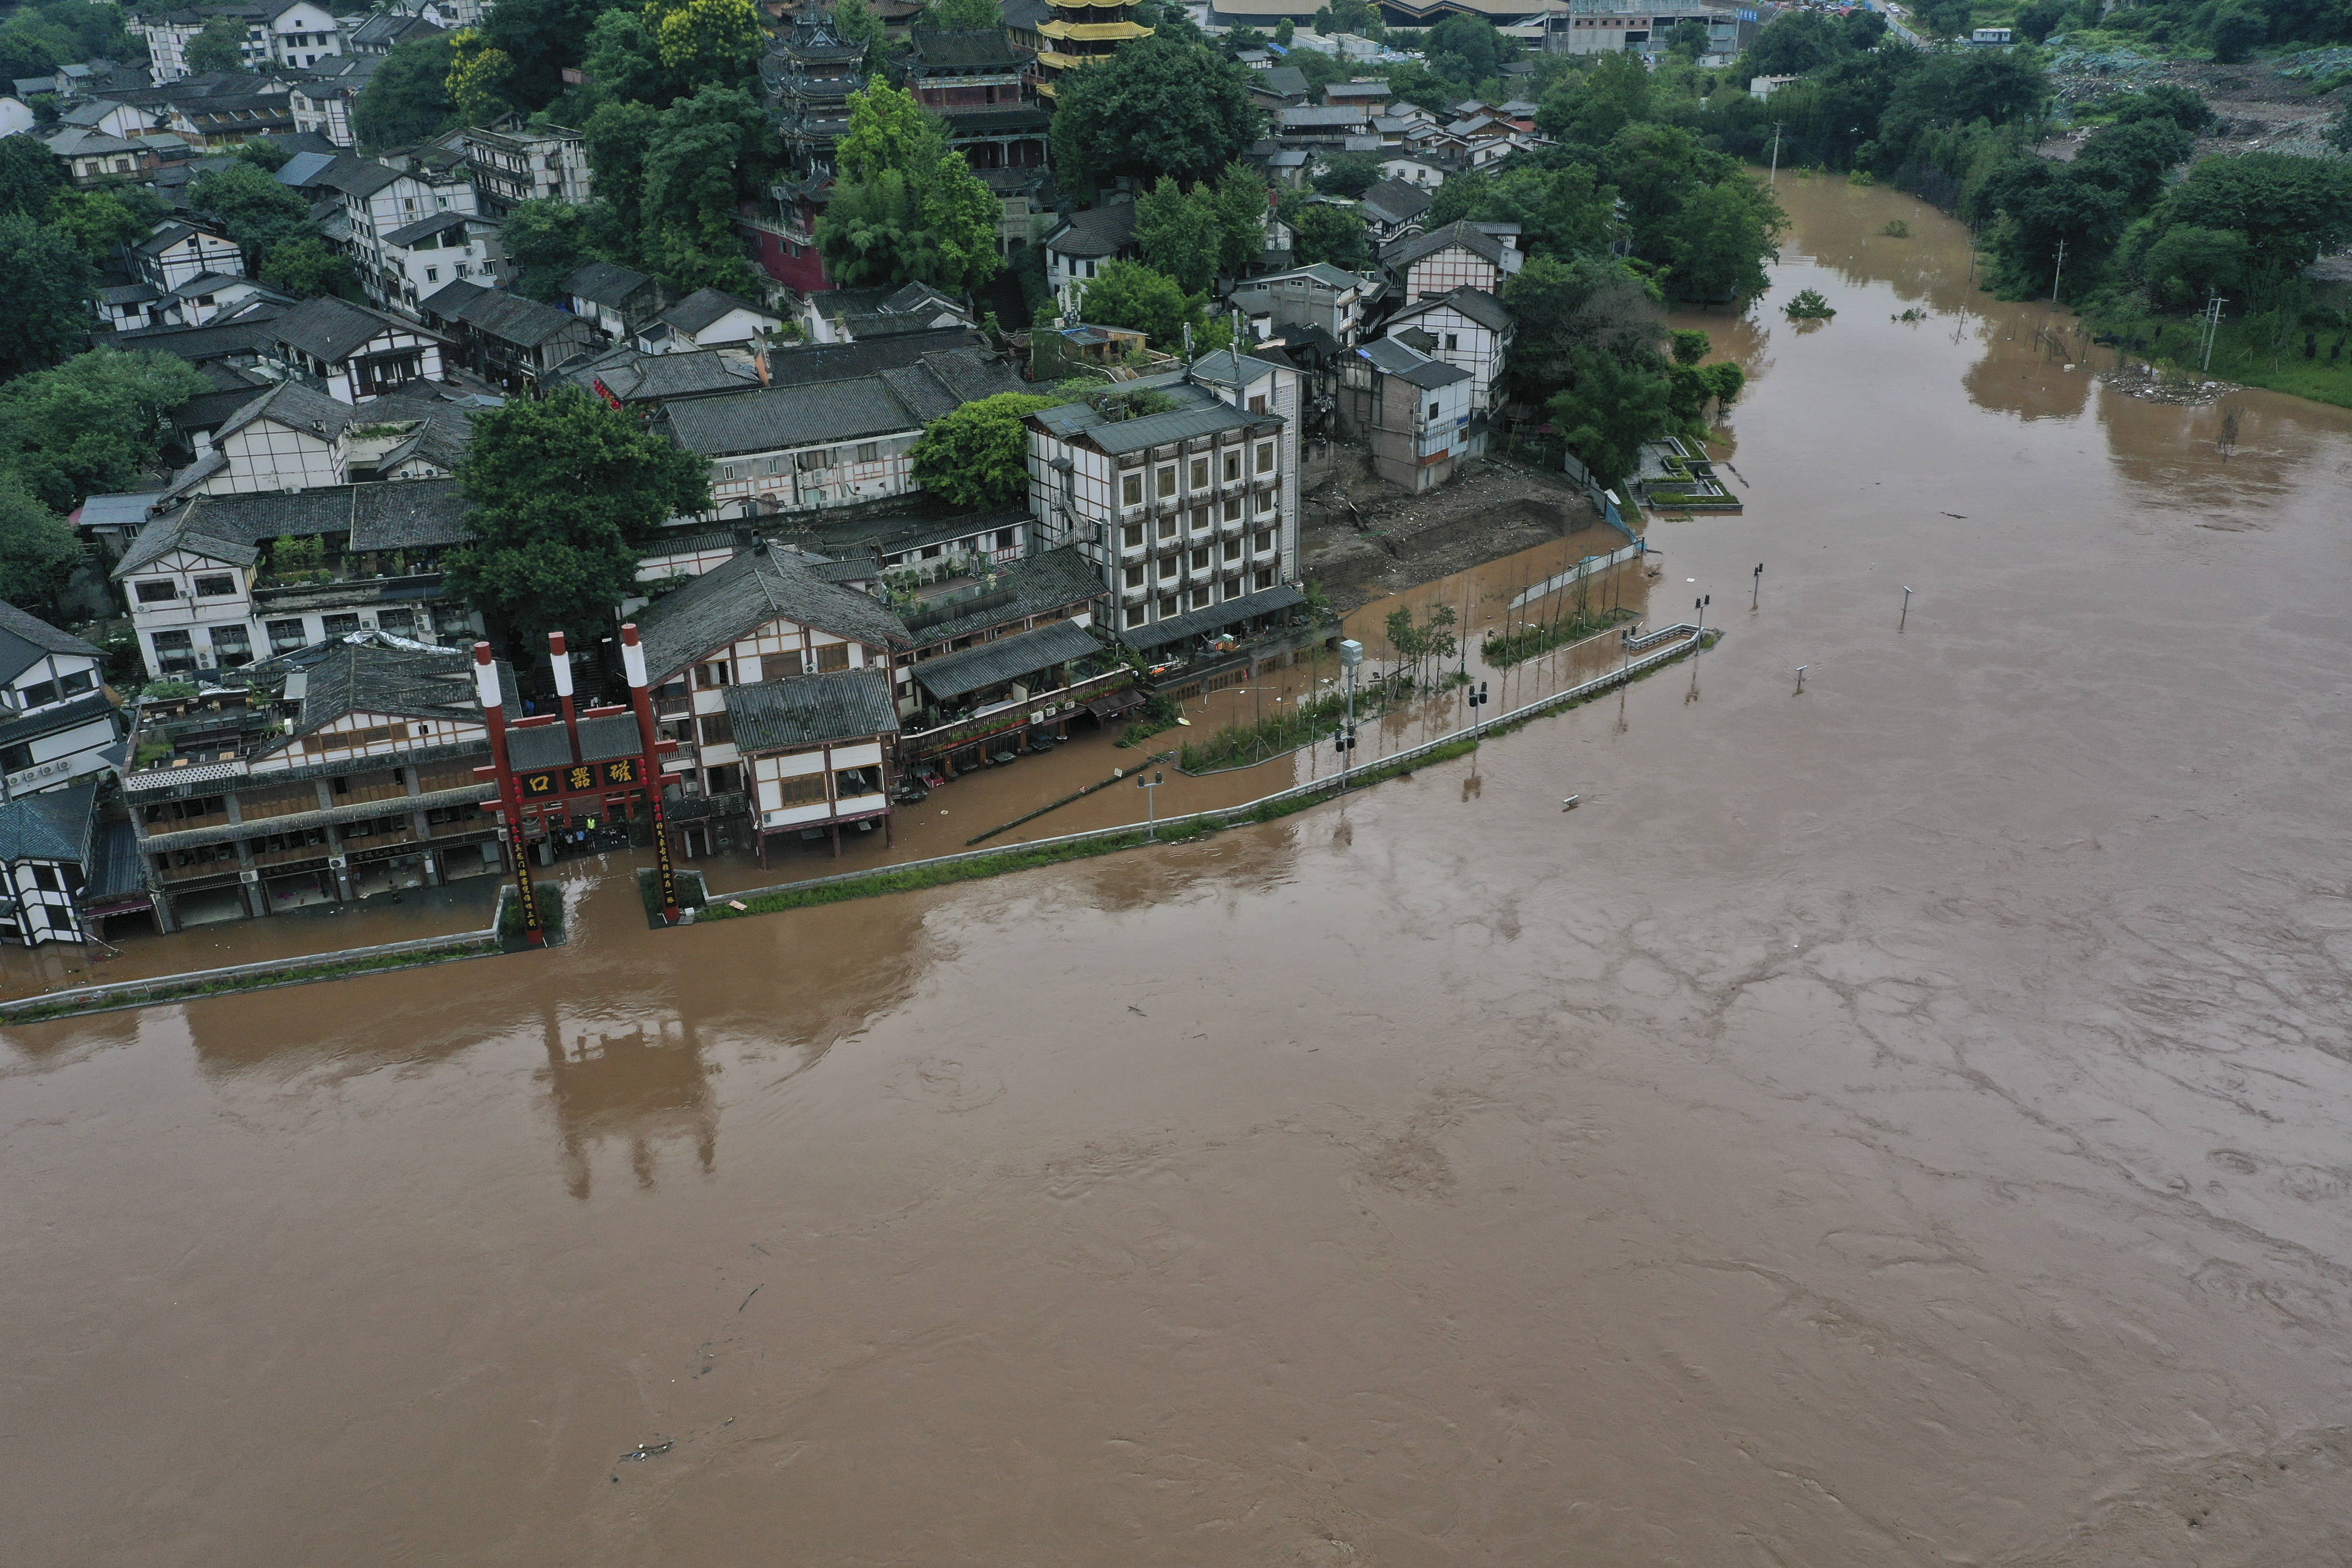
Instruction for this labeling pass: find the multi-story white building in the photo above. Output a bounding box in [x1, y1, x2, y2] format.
[288, 53, 377, 146]
[0, 603, 123, 803]
[1229, 262, 1384, 348]
[123, 220, 244, 292]
[1336, 335, 1480, 494]
[1379, 286, 1514, 412]
[263, 0, 341, 66]
[463, 120, 593, 219]
[377, 210, 507, 313]
[114, 477, 481, 680]
[1024, 350, 1302, 640]
[322, 156, 481, 312]
[652, 344, 1025, 523]
[1379, 219, 1524, 303]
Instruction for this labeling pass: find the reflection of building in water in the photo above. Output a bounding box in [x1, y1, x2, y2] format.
[539, 1009, 717, 1200]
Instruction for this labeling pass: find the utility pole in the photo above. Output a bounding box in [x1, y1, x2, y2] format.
[1337, 637, 1362, 793]
[2046, 238, 2066, 337]
[2199, 293, 2227, 375]
[1751, 562, 1763, 611]
[1769, 122, 1785, 185]
[1137, 770, 1164, 840]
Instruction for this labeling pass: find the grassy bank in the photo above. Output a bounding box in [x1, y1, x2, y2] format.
[2086, 294, 2352, 410]
[700, 738, 1481, 921]
[1482, 606, 1640, 670]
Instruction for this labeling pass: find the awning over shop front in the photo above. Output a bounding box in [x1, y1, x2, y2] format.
[1084, 688, 1144, 722]
[911, 618, 1104, 703]
[1114, 584, 1306, 653]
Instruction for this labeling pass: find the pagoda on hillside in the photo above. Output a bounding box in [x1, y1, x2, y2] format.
[1031, 0, 1152, 99]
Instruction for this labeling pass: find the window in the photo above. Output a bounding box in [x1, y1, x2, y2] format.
[704, 764, 741, 796]
[209, 625, 251, 665]
[1157, 465, 1177, 498]
[1428, 402, 1440, 420]
[195, 574, 236, 597]
[1191, 588, 1211, 610]
[1445, 333, 1459, 351]
[995, 528, 1017, 550]
[19, 680, 56, 707]
[424, 266, 438, 282]
[1121, 473, 1142, 507]
[695, 661, 731, 688]
[152, 630, 193, 667]
[776, 773, 826, 807]
[1222, 539, 1240, 561]
[1190, 547, 1208, 570]
[1125, 606, 1147, 629]
[697, 712, 734, 747]
[1124, 564, 1144, 587]
[1224, 576, 1245, 599]
[1255, 569, 1275, 590]
[1256, 443, 1275, 473]
[1157, 555, 1178, 581]
[136, 579, 179, 603]
[1158, 596, 1177, 618]
[1157, 514, 1177, 540]
[377, 609, 415, 636]
[1255, 530, 1274, 553]
[267, 617, 307, 651]
[58, 670, 94, 697]
[1223, 498, 1242, 523]
[1122, 523, 1144, 549]
[1223, 453, 1240, 482]
[1248, 394, 1267, 413]
[1255, 489, 1274, 514]
[720, 463, 739, 480]
[322, 613, 361, 636]
[1189, 457, 1208, 489]
[813, 643, 848, 673]
[856, 443, 879, 463]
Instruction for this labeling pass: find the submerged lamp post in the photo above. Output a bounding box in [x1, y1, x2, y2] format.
[1138, 770, 1164, 840]
[1337, 638, 1364, 792]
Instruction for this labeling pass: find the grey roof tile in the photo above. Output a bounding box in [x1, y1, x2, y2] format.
[632, 544, 911, 682]
[563, 259, 658, 307]
[723, 667, 898, 752]
[0, 780, 99, 865]
[910, 617, 1101, 701]
[1115, 583, 1304, 651]
[0, 601, 105, 678]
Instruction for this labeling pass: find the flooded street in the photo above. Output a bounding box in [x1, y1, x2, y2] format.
[9, 177, 2352, 1566]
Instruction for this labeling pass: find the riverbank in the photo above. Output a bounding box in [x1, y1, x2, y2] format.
[2078, 296, 2352, 410]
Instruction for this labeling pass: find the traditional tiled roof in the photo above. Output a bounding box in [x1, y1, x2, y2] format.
[0, 780, 99, 866]
[273, 295, 436, 363]
[116, 479, 469, 575]
[382, 208, 479, 247]
[657, 287, 771, 337]
[212, 379, 356, 444]
[1381, 219, 1514, 271]
[654, 347, 1023, 457]
[1390, 284, 1511, 332]
[450, 287, 584, 348]
[1028, 383, 1269, 457]
[0, 691, 115, 755]
[563, 259, 659, 309]
[1045, 203, 1138, 259]
[288, 638, 480, 735]
[906, 26, 1020, 70]
[1358, 177, 1434, 227]
[632, 543, 911, 681]
[0, 601, 103, 685]
[1115, 584, 1305, 651]
[559, 345, 757, 404]
[901, 546, 1104, 647]
[1359, 335, 1469, 389]
[910, 617, 1100, 702]
[724, 667, 898, 752]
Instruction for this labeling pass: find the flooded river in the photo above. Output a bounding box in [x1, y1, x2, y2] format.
[9, 179, 2352, 1566]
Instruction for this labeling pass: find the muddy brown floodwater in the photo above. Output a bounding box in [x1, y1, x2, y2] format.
[8, 179, 2352, 1566]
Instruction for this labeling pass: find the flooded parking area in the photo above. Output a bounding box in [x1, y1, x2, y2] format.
[6, 179, 2352, 1566]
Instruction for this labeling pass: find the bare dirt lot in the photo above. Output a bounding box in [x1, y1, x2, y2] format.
[1298, 443, 1618, 614]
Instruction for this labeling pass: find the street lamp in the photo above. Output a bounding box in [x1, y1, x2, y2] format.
[1137, 769, 1164, 839]
[1335, 640, 1364, 788]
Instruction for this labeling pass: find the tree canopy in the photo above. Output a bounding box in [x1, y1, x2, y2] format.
[1077, 259, 1205, 349]
[0, 215, 95, 380]
[189, 161, 315, 268]
[1048, 35, 1263, 191]
[353, 32, 458, 149]
[908, 392, 1057, 510]
[446, 391, 711, 648]
[186, 15, 251, 74]
[0, 471, 79, 616]
[0, 348, 207, 510]
[816, 79, 1001, 294]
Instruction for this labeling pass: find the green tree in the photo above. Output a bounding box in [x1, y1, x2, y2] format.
[1288, 200, 1369, 270]
[1429, 163, 1620, 259]
[928, 0, 1003, 24]
[185, 14, 251, 73]
[816, 79, 1001, 292]
[2207, 0, 2266, 62]
[0, 348, 206, 509]
[1663, 18, 1709, 58]
[1738, 9, 1844, 81]
[648, 0, 763, 91]
[584, 98, 662, 239]
[501, 199, 597, 300]
[353, 32, 458, 150]
[1548, 344, 1671, 489]
[2015, 0, 2067, 42]
[1911, 0, 1972, 39]
[2132, 223, 2247, 309]
[0, 472, 80, 616]
[908, 392, 1056, 509]
[445, 27, 513, 123]
[1077, 259, 1203, 347]
[1135, 175, 1221, 293]
[47, 186, 161, 262]
[1213, 161, 1271, 278]
[1274, 16, 1294, 45]
[445, 390, 711, 648]
[1538, 49, 1651, 146]
[0, 215, 95, 379]
[583, 7, 669, 106]
[261, 238, 361, 299]
[188, 162, 313, 268]
[834, 0, 886, 52]
[1313, 150, 1385, 199]
[1426, 13, 1508, 86]
[1502, 252, 1662, 399]
[1048, 35, 1262, 191]
[2149, 153, 2352, 282]
[1663, 178, 1779, 301]
[477, 0, 606, 109]
[0, 133, 66, 220]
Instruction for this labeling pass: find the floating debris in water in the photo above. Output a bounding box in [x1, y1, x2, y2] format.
[619, 1441, 673, 1463]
